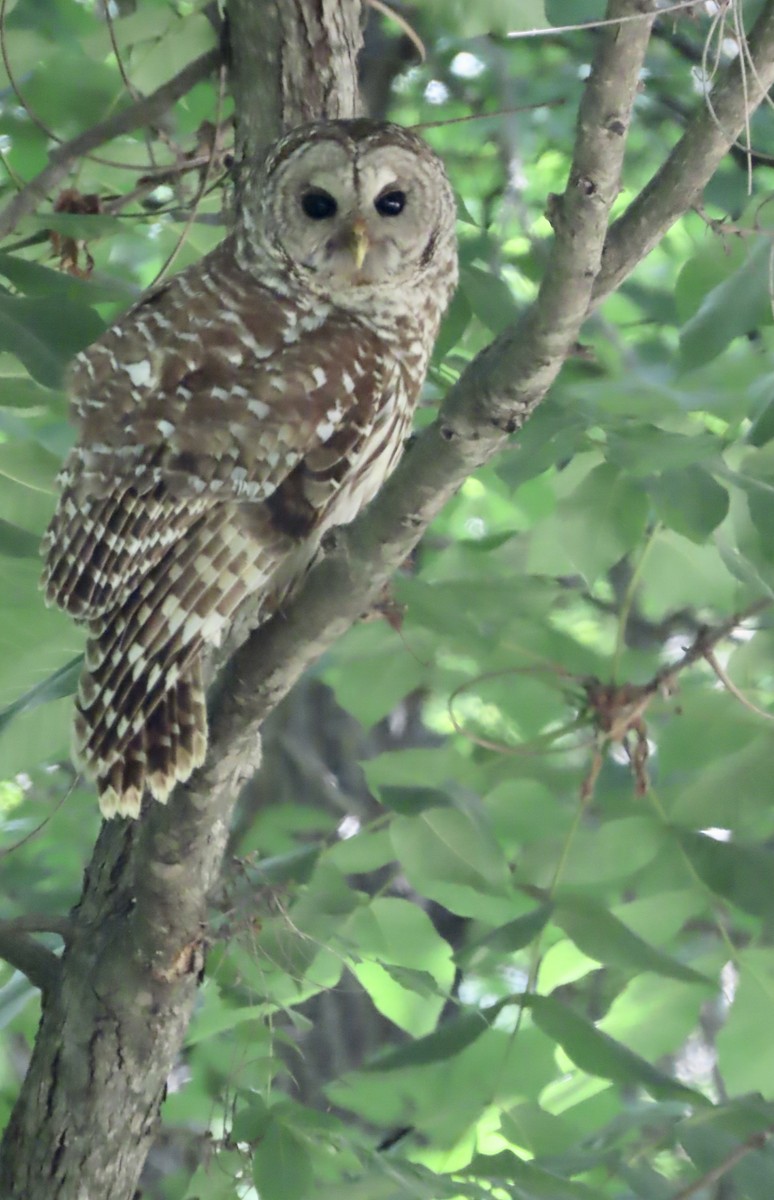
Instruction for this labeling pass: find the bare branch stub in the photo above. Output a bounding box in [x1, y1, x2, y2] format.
[0, 928, 60, 995]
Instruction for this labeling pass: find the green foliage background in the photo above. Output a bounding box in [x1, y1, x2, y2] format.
[3, 1, 774, 1197]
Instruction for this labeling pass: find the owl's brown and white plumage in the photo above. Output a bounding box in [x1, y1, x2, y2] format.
[42, 118, 458, 819]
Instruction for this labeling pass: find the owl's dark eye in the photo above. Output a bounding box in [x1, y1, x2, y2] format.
[301, 190, 337, 220]
[374, 190, 406, 217]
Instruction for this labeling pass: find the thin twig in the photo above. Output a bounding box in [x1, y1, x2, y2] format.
[703, 646, 774, 723]
[698, 0, 755, 193]
[649, 597, 772, 695]
[103, 0, 160, 171]
[365, 0, 425, 61]
[507, 0, 707, 39]
[595, 0, 774, 302]
[0, 0, 165, 173]
[412, 98, 566, 131]
[670, 1124, 774, 1200]
[0, 47, 220, 243]
[150, 62, 227, 286]
[0, 775, 78, 860]
[0, 0, 59, 143]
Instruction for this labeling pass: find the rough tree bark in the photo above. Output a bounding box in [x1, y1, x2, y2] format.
[3, 0, 774, 1195]
[0, 5, 364, 1198]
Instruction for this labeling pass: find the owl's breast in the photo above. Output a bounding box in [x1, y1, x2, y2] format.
[321, 373, 414, 532]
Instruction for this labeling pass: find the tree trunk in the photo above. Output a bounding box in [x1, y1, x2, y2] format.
[0, 4, 363, 1197]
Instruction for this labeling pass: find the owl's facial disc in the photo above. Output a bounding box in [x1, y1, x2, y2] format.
[269, 138, 449, 293]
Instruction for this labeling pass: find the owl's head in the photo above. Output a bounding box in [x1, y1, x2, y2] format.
[238, 119, 457, 307]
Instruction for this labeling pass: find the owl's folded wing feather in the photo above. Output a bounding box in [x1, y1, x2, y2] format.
[43, 303, 387, 621]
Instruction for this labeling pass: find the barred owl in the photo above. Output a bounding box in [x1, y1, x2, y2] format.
[42, 118, 458, 819]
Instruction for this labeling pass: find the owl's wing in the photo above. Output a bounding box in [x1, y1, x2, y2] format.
[43, 292, 386, 621]
[115, 318, 386, 504]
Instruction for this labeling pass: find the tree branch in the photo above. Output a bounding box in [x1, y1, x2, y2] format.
[0, 47, 221, 243]
[670, 1123, 774, 1200]
[0, 928, 59, 995]
[0, 915, 71, 938]
[201, 0, 659, 748]
[595, 0, 774, 302]
[207, 0, 774, 762]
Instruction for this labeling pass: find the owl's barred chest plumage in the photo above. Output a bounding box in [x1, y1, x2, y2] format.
[42, 118, 458, 818]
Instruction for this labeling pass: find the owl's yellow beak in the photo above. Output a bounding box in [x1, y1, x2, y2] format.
[348, 218, 370, 270]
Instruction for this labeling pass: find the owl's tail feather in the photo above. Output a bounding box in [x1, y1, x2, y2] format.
[42, 481, 204, 622]
[71, 513, 281, 818]
[76, 657, 208, 819]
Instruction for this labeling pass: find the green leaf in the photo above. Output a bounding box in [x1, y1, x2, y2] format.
[0, 441, 60, 493]
[674, 238, 748, 324]
[618, 1163, 677, 1199]
[186, 1002, 268, 1046]
[533, 817, 665, 887]
[434, 286, 472, 359]
[496, 400, 587, 489]
[345, 898, 454, 1032]
[424, 0, 546, 37]
[648, 466, 729, 542]
[231, 1097, 271, 1143]
[678, 1105, 774, 1200]
[546, 0, 606, 25]
[463, 1150, 599, 1199]
[0, 655, 81, 736]
[641, 530, 738, 614]
[748, 396, 774, 447]
[679, 241, 772, 370]
[365, 998, 509, 1070]
[379, 785, 450, 814]
[0, 293, 104, 387]
[0, 376, 64, 411]
[246, 845, 320, 886]
[526, 995, 704, 1102]
[553, 897, 711, 984]
[325, 828, 395, 873]
[455, 904, 554, 966]
[251, 1119, 312, 1200]
[391, 804, 511, 897]
[607, 428, 723, 476]
[0, 518, 42, 557]
[379, 963, 441, 998]
[672, 828, 774, 921]
[0, 252, 137, 303]
[28, 212, 130, 239]
[460, 263, 520, 333]
[717, 950, 774, 1096]
[528, 464, 648, 583]
[0, 972, 37, 1032]
[665, 733, 774, 827]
